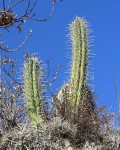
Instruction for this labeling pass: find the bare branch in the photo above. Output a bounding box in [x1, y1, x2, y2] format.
[0, 0, 57, 29]
[7, 0, 25, 12]
[0, 30, 32, 52]
[28, 1, 56, 22]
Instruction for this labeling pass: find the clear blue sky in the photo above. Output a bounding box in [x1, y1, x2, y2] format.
[1, 0, 120, 113]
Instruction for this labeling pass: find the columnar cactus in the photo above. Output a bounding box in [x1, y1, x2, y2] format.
[54, 17, 91, 118]
[69, 17, 89, 113]
[56, 17, 91, 114]
[23, 53, 45, 127]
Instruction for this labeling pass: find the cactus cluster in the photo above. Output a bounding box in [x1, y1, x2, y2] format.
[23, 17, 93, 126]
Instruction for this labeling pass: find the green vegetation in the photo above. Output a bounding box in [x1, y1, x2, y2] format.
[69, 17, 89, 111]
[54, 17, 94, 121]
[23, 54, 45, 127]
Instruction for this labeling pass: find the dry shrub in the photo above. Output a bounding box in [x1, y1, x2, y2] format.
[53, 88, 116, 148]
[0, 83, 26, 131]
[0, 118, 76, 150]
[0, 82, 119, 149]
[0, 122, 62, 150]
[46, 116, 77, 144]
[0, 115, 119, 150]
[74, 99, 114, 148]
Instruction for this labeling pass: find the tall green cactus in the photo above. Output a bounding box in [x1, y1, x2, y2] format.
[23, 53, 45, 127]
[55, 17, 91, 118]
[69, 17, 89, 112]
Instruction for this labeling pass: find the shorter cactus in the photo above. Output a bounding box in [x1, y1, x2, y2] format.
[23, 53, 45, 127]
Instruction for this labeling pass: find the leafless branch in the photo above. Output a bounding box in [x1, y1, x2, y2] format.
[0, 30, 32, 52]
[0, 81, 25, 130]
[28, 1, 56, 22]
[0, 0, 57, 29]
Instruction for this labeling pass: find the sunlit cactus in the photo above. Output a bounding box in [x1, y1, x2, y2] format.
[23, 53, 45, 127]
[69, 17, 89, 113]
[55, 17, 92, 116]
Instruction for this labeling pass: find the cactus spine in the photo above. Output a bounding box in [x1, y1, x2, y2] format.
[69, 17, 89, 113]
[23, 54, 45, 127]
